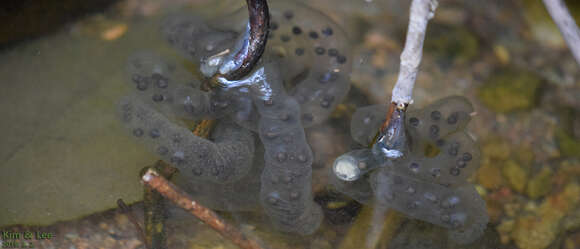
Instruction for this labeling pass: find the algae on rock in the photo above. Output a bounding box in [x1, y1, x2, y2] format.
[477, 162, 505, 190]
[526, 167, 553, 199]
[482, 137, 512, 160]
[502, 160, 529, 194]
[556, 129, 580, 158]
[424, 24, 479, 67]
[512, 182, 580, 249]
[478, 69, 543, 113]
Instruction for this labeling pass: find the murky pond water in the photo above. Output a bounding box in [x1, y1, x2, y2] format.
[0, 0, 579, 249]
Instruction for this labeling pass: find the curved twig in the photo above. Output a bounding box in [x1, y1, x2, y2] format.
[219, 0, 270, 81]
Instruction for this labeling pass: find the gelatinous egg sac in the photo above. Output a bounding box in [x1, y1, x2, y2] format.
[119, 0, 353, 236]
[332, 96, 488, 244]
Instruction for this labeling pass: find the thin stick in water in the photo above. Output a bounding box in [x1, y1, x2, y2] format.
[142, 161, 178, 249]
[390, 0, 438, 106]
[542, 0, 580, 66]
[141, 169, 266, 249]
[117, 198, 149, 249]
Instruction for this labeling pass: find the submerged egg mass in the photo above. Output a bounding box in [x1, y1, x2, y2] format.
[333, 96, 488, 244]
[118, 0, 352, 236]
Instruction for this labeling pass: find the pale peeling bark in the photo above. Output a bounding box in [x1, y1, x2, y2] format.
[542, 0, 580, 66]
[391, 0, 438, 106]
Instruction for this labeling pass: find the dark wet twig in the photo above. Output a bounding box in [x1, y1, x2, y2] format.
[366, 104, 407, 249]
[542, 0, 580, 66]
[141, 169, 266, 249]
[374, 102, 407, 160]
[117, 198, 149, 249]
[379, 103, 397, 133]
[219, 0, 270, 81]
[141, 161, 178, 249]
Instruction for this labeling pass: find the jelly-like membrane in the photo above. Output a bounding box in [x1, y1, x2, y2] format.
[333, 96, 488, 244]
[118, 0, 351, 235]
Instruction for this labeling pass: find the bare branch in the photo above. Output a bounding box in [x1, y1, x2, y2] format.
[542, 0, 580, 66]
[141, 169, 266, 249]
[391, 0, 438, 106]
